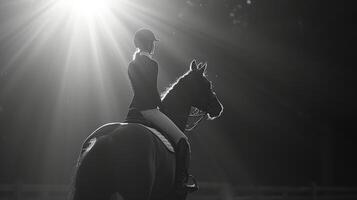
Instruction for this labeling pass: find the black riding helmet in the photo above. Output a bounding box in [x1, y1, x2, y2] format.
[134, 28, 158, 52]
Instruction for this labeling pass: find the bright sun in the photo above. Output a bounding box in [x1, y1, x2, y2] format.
[58, 0, 115, 20]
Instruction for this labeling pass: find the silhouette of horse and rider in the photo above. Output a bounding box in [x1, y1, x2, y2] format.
[69, 29, 223, 200]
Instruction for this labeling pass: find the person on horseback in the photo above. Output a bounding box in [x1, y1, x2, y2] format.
[126, 28, 198, 198]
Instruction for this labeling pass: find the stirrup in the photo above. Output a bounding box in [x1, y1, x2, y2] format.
[185, 175, 199, 193]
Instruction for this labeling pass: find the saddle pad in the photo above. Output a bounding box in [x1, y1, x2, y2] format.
[123, 123, 175, 153]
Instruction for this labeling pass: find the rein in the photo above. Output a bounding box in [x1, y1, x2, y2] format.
[184, 92, 217, 131]
[185, 107, 208, 131]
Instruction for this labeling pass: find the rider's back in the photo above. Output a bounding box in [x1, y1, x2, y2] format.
[128, 55, 162, 111]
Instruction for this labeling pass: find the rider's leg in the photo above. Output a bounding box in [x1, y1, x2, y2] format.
[140, 109, 198, 197]
[140, 108, 187, 143]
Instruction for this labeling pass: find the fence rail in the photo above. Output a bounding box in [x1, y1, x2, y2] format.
[1, 182, 357, 200]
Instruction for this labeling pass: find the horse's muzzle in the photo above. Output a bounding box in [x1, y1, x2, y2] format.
[207, 94, 223, 119]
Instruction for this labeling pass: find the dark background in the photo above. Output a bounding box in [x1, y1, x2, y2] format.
[0, 0, 354, 186]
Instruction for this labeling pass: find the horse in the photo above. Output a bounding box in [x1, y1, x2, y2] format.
[69, 60, 223, 200]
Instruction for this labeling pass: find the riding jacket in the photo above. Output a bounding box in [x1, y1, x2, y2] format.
[128, 54, 162, 111]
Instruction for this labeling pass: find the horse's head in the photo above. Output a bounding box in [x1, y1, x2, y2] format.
[161, 59, 223, 130]
[185, 60, 223, 120]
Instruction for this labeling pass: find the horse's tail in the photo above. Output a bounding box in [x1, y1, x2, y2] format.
[67, 136, 114, 200]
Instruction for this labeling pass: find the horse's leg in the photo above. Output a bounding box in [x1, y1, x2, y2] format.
[119, 171, 155, 200]
[109, 126, 157, 200]
[72, 190, 112, 200]
[115, 163, 155, 200]
[110, 193, 124, 200]
[113, 151, 156, 200]
[72, 136, 117, 200]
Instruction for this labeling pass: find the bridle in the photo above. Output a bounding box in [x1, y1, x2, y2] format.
[185, 107, 208, 131]
[184, 91, 217, 131]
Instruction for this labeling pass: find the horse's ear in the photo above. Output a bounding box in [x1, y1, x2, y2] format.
[199, 63, 207, 74]
[190, 59, 198, 71]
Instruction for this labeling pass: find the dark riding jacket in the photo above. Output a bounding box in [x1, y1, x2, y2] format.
[128, 54, 162, 111]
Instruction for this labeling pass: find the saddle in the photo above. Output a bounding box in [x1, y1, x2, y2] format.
[124, 108, 176, 153]
[80, 109, 176, 157]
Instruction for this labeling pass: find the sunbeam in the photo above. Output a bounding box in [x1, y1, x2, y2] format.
[0, 0, 271, 190]
[57, 0, 115, 20]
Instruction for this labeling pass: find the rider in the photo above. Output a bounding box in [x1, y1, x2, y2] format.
[127, 28, 198, 197]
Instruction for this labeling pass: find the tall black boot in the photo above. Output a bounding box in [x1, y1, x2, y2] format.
[174, 138, 199, 199]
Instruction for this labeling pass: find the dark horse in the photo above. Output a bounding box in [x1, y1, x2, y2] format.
[69, 60, 223, 200]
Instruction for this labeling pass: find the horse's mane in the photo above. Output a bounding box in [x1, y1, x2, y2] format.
[160, 69, 192, 100]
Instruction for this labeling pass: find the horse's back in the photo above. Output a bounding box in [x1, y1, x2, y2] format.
[73, 123, 175, 200]
[109, 124, 176, 199]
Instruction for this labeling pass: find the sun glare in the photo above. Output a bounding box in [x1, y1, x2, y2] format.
[58, 0, 115, 20]
[0, 0, 179, 128]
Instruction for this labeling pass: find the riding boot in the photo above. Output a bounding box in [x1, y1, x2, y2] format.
[174, 138, 199, 199]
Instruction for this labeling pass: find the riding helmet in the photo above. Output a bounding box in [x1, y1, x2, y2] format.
[133, 28, 158, 49]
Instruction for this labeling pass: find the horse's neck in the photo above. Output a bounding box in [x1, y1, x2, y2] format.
[161, 90, 191, 132]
